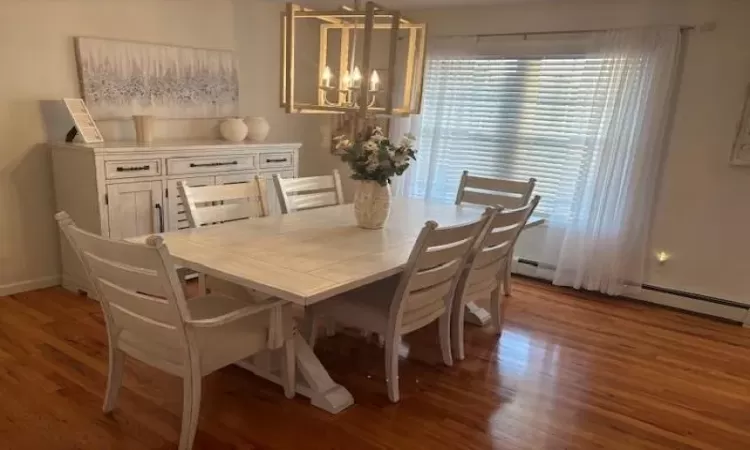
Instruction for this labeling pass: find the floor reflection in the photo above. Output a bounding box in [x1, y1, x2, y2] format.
[489, 326, 571, 449]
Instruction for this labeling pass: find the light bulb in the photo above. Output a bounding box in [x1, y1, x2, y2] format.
[656, 251, 670, 264]
[351, 66, 362, 87]
[370, 70, 380, 91]
[342, 71, 351, 89]
[321, 66, 333, 88]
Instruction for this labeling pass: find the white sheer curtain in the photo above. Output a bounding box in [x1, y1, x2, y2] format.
[547, 27, 681, 295]
[398, 26, 682, 296]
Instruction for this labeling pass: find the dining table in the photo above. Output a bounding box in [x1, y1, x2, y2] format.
[128, 197, 543, 414]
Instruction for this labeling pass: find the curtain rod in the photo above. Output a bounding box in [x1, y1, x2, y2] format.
[435, 24, 698, 40]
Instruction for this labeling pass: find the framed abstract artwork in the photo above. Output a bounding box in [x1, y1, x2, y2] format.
[731, 83, 750, 166]
[74, 37, 239, 120]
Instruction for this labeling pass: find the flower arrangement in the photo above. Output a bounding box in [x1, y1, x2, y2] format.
[334, 127, 416, 187]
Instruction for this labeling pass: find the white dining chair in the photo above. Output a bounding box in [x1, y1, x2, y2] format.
[307, 209, 494, 402]
[451, 196, 540, 361]
[272, 170, 344, 214]
[178, 176, 268, 228]
[55, 211, 295, 450]
[177, 177, 270, 298]
[455, 170, 536, 295]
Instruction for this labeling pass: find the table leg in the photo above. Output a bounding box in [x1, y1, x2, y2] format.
[464, 302, 491, 326]
[236, 333, 354, 414]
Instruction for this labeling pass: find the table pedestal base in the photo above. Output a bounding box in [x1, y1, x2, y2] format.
[236, 333, 354, 414]
[464, 301, 492, 326]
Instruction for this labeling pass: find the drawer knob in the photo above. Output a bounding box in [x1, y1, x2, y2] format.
[189, 161, 239, 168]
[116, 165, 150, 172]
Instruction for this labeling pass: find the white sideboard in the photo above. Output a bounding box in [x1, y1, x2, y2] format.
[50, 140, 301, 294]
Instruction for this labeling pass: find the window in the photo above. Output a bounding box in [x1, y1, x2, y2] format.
[408, 56, 614, 218]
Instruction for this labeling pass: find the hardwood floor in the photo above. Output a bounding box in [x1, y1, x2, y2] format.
[1, 278, 749, 449]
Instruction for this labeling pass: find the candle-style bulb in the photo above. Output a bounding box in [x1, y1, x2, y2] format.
[321, 66, 333, 87]
[351, 66, 362, 87]
[342, 71, 351, 89]
[370, 70, 380, 91]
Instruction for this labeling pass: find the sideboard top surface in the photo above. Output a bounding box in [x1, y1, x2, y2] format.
[51, 140, 302, 155]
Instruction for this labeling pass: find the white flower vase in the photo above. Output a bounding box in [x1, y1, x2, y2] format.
[246, 116, 270, 142]
[354, 180, 391, 229]
[219, 118, 248, 142]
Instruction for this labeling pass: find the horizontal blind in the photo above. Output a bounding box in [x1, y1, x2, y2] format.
[411, 57, 613, 217]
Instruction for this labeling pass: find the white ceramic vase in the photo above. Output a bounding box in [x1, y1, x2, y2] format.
[246, 116, 270, 142]
[353, 180, 391, 229]
[219, 118, 248, 142]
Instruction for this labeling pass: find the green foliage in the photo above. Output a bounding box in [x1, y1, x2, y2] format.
[334, 127, 417, 187]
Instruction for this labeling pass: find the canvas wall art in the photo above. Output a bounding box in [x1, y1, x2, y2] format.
[75, 37, 239, 119]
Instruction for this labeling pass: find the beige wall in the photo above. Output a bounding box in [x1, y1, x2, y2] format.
[0, 0, 331, 292]
[410, 0, 750, 304]
[232, 0, 330, 177]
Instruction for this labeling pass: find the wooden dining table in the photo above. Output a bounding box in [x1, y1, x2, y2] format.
[129, 197, 543, 414]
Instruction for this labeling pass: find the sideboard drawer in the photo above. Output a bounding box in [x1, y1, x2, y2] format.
[259, 152, 294, 169]
[167, 155, 255, 175]
[105, 160, 161, 179]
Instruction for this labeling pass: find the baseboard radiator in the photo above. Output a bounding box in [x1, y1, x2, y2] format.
[512, 258, 750, 326]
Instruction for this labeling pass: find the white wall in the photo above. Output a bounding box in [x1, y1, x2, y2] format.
[0, 0, 328, 292]
[410, 0, 750, 305]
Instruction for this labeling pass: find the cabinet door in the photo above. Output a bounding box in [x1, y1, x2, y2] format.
[166, 176, 214, 231]
[106, 181, 164, 239]
[259, 170, 294, 216]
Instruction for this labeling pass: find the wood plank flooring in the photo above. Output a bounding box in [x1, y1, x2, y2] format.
[1, 278, 749, 449]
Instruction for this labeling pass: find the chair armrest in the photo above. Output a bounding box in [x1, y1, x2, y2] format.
[186, 297, 287, 328]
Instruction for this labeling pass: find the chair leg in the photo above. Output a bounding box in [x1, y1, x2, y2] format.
[102, 347, 125, 414]
[197, 273, 207, 296]
[439, 313, 453, 367]
[280, 336, 296, 399]
[307, 314, 321, 348]
[503, 263, 512, 296]
[490, 285, 503, 334]
[450, 299, 466, 361]
[179, 374, 202, 450]
[385, 334, 400, 403]
[325, 318, 337, 337]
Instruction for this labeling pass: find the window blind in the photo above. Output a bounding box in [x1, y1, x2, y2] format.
[411, 57, 614, 218]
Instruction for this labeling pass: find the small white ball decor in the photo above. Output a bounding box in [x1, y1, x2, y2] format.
[246, 116, 270, 142]
[219, 118, 248, 142]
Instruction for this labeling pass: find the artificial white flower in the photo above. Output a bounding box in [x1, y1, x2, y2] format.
[399, 134, 415, 148]
[362, 141, 378, 152]
[335, 138, 351, 151]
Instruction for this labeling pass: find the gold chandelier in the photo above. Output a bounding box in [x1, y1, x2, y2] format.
[281, 1, 427, 119]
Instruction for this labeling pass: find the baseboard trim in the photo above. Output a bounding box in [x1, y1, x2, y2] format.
[0, 275, 61, 296]
[512, 258, 750, 326]
[630, 288, 748, 324]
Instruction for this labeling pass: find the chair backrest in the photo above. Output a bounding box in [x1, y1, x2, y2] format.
[457, 196, 540, 300]
[455, 170, 536, 209]
[55, 212, 192, 373]
[389, 209, 495, 335]
[272, 170, 344, 214]
[178, 176, 268, 228]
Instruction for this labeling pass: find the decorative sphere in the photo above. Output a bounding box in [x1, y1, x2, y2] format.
[245, 116, 270, 142]
[219, 118, 248, 142]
